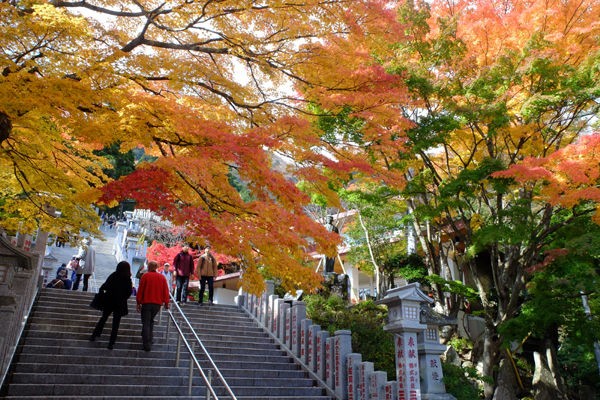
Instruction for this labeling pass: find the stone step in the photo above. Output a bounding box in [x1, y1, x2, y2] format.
[23, 323, 166, 339]
[12, 362, 188, 376]
[3, 397, 201, 399]
[14, 353, 179, 367]
[3, 396, 329, 400]
[22, 336, 281, 352]
[22, 327, 269, 344]
[13, 362, 308, 379]
[9, 373, 199, 386]
[33, 305, 256, 325]
[213, 385, 327, 397]
[6, 383, 206, 397]
[10, 372, 316, 388]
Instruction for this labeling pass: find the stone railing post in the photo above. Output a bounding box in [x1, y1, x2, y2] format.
[271, 298, 284, 336]
[308, 324, 321, 372]
[300, 318, 312, 364]
[325, 336, 335, 389]
[252, 293, 260, 317]
[346, 353, 362, 400]
[334, 330, 352, 399]
[284, 306, 292, 348]
[291, 301, 306, 357]
[267, 293, 277, 330]
[369, 371, 387, 399]
[316, 330, 330, 380]
[384, 381, 398, 400]
[358, 361, 374, 400]
[258, 280, 274, 325]
[279, 302, 291, 344]
[247, 292, 255, 316]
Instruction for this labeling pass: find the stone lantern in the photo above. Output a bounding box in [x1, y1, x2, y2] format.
[379, 283, 455, 400]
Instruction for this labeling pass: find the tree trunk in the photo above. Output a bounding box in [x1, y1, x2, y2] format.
[532, 338, 568, 400]
[0, 111, 11, 143]
[482, 325, 502, 399]
[492, 358, 518, 400]
[357, 211, 382, 298]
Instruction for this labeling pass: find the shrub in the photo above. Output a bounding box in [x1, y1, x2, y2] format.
[442, 363, 484, 400]
[305, 294, 395, 379]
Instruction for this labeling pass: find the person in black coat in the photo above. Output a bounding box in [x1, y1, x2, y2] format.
[89, 261, 133, 349]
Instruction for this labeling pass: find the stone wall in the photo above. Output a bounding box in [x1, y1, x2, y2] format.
[0, 231, 48, 386]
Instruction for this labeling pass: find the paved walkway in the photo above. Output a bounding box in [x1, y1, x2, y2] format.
[44, 226, 120, 292]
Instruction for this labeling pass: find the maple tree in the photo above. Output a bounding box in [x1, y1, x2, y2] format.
[0, 2, 120, 237]
[296, 0, 600, 397]
[1, 0, 404, 295]
[390, 0, 600, 394]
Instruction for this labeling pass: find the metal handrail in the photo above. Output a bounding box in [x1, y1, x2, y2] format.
[165, 296, 237, 400]
[165, 309, 220, 398]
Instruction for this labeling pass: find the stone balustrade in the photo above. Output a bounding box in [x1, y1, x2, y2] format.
[0, 230, 49, 386]
[237, 282, 456, 400]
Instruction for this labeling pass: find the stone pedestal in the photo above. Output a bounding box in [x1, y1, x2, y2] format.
[419, 327, 455, 400]
[395, 332, 421, 399]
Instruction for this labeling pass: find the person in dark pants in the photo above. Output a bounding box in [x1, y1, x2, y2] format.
[72, 237, 96, 292]
[89, 261, 133, 350]
[173, 245, 195, 303]
[136, 260, 170, 352]
[197, 246, 219, 305]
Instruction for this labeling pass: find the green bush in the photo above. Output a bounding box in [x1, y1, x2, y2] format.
[442, 363, 484, 400]
[305, 294, 396, 379]
[557, 339, 600, 399]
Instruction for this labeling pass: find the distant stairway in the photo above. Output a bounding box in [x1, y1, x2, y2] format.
[1, 288, 333, 400]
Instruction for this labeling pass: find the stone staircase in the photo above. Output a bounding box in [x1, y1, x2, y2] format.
[176, 302, 332, 400]
[0, 288, 333, 400]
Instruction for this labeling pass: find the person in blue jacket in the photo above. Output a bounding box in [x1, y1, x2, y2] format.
[46, 264, 72, 290]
